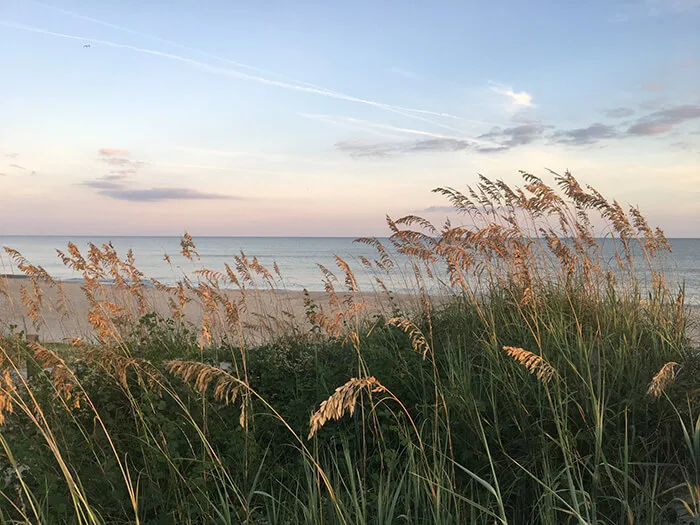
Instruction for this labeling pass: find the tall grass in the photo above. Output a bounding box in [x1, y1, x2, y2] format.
[0, 170, 696, 524]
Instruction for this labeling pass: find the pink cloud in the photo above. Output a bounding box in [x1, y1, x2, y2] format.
[98, 147, 130, 157]
[100, 157, 144, 169]
[102, 157, 132, 166]
[628, 122, 673, 135]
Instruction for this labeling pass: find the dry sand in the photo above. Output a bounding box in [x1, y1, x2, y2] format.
[1, 275, 697, 347]
[0, 276, 419, 343]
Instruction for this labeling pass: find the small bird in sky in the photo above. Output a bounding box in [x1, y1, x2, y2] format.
[83, 44, 90, 48]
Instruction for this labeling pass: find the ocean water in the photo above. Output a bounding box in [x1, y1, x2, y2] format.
[0, 236, 698, 305]
[0, 236, 401, 292]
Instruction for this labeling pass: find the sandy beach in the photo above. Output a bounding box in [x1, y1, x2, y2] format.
[2, 274, 697, 346]
[0, 275, 423, 343]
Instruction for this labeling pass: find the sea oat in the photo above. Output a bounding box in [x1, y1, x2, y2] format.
[180, 232, 200, 261]
[167, 360, 242, 407]
[0, 367, 15, 425]
[387, 317, 431, 359]
[504, 346, 557, 384]
[32, 343, 83, 409]
[84, 347, 162, 394]
[317, 264, 339, 308]
[335, 256, 359, 293]
[354, 237, 394, 270]
[647, 361, 679, 399]
[308, 376, 387, 439]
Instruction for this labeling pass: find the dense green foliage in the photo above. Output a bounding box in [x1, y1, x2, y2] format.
[0, 290, 696, 524]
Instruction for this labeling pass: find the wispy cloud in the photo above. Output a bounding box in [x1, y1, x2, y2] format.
[9, 163, 27, 171]
[546, 104, 700, 145]
[671, 141, 694, 150]
[611, 0, 700, 21]
[335, 121, 550, 158]
[99, 147, 130, 156]
[81, 166, 240, 201]
[109, 168, 138, 177]
[490, 84, 535, 107]
[646, 0, 700, 15]
[603, 107, 635, 118]
[390, 66, 421, 80]
[98, 187, 240, 202]
[301, 113, 494, 144]
[96, 148, 144, 170]
[336, 138, 472, 158]
[301, 106, 481, 137]
[301, 114, 404, 140]
[627, 104, 700, 135]
[551, 123, 618, 145]
[420, 205, 457, 213]
[4, 153, 18, 159]
[477, 123, 550, 151]
[82, 180, 125, 190]
[101, 157, 144, 168]
[628, 122, 672, 135]
[609, 12, 632, 22]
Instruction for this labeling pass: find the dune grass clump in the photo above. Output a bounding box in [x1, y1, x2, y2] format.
[0, 170, 696, 524]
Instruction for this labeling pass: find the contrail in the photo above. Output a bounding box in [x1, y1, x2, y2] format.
[297, 114, 405, 140]
[5, 20, 477, 135]
[24, 0, 333, 93]
[300, 114, 502, 147]
[14, 3, 467, 122]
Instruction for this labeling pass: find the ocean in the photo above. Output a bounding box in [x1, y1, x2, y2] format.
[0, 236, 699, 305]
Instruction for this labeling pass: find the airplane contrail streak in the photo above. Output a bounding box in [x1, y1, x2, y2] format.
[15, 2, 470, 123]
[5, 20, 483, 135]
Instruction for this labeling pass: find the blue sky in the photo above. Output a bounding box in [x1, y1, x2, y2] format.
[1, 0, 699, 236]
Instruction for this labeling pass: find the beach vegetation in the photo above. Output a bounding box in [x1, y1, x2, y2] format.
[0, 170, 696, 524]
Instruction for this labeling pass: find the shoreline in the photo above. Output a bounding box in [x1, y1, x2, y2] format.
[2, 273, 698, 346]
[0, 272, 447, 295]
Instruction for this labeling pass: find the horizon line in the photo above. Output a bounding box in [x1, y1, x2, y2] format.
[1, 234, 699, 240]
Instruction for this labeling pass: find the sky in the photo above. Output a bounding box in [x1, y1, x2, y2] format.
[1, 0, 699, 237]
